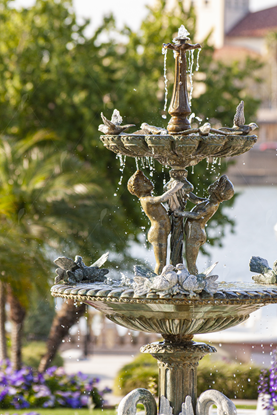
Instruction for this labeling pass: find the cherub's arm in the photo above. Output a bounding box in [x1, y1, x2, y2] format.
[149, 181, 184, 204]
[188, 192, 207, 204]
[174, 209, 204, 219]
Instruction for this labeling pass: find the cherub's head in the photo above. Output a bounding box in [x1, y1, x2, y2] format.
[127, 170, 154, 197]
[208, 175, 234, 202]
[169, 169, 194, 192]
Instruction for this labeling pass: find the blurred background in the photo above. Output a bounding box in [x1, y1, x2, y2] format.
[0, 0, 277, 408]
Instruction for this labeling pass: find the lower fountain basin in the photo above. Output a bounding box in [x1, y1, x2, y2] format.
[51, 281, 277, 337]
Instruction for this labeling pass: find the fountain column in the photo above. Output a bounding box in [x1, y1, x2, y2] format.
[163, 29, 201, 134]
[141, 335, 216, 415]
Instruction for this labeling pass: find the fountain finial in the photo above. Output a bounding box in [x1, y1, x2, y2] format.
[163, 26, 201, 133]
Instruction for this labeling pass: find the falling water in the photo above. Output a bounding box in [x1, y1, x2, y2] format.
[135, 157, 139, 170]
[188, 49, 195, 105]
[162, 47, 168, 119]
[196, 48, 201, 71]
[191, 165, 194, 174]
[114, 155, 126, 196]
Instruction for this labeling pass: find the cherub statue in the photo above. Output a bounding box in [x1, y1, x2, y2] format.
[176, 175, 234, 274]
[164, 169, 206, 265]
[127, 170, 183, 274]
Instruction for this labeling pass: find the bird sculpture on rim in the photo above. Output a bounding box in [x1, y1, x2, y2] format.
[249, 256, 277, 284]
[54, 252, 109, 284]
[98, 109, 135, 135]
[219, 101, 258, 135]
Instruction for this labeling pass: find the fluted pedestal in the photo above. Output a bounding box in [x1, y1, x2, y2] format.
[141, 336, 216, 415]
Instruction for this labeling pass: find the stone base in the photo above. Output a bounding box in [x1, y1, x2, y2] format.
[141, 338, 216, 415]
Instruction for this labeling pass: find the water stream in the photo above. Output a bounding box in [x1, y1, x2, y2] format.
[162, 47, 168, 119]
[114, 155, 126, 196]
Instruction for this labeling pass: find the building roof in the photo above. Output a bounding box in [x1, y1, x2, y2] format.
[213, 45, 260, 60]
[227, 6, 277, 37]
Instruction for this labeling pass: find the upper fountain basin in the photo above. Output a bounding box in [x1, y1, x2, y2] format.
[100, 133, 257, 168]
[51, 281, 277, 337]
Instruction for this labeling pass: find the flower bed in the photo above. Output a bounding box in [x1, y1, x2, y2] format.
[0, 360, 111, 410]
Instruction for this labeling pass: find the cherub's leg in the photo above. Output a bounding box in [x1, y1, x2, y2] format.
[185, 240, 201, 275]
[153, 243, 167, 274]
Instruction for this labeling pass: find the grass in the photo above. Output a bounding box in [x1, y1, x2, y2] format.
[0, 410, 116, 415]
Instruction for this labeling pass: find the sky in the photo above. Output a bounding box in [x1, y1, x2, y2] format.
[13, 0, 277, 34]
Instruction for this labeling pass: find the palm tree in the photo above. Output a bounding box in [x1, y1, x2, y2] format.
[0, 281, 7, 361]
[0, 131, 119, 369]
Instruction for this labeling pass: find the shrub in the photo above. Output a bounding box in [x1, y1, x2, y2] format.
[114, 353, 261, 399]
[114, 354, 158, 396]
[0, 360, 111, 410]
[22, 342, 63, 369]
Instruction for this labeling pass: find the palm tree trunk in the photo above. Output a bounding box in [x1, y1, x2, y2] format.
[7, 285, 26, 370]
[0, 281, 7, 361]
[38, 299, 86, 372]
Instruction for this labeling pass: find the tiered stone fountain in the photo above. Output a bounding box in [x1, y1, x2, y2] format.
[51, 26, 277, 415]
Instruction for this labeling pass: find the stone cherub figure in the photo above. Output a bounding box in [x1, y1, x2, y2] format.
[127, 170, 183, 274]
[164, 169, 206, 265]
[176, 175, 234, 275]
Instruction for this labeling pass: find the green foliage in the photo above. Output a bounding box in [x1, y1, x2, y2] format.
[24, 294, 55, 341]
[0, 0, 263, 260]
[114, 353, 157, 396]
[114, 353, 261, 399]
[22, 341, 63, 369]
[197, 357, 261, 400]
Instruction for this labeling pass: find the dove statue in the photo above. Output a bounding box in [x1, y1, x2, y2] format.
[98, 109, 135, 135]
[133, 264, 178, 296]
[176, 262, 219, 296]
[54, 252, 109, 284]
[249, 256, 277, 284]
[140, 123, 167, 135]
[219, 101, 258, 135]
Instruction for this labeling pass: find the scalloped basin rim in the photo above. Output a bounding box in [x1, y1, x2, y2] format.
[100, 133, 258, 167]
[51, 281, 277, 336]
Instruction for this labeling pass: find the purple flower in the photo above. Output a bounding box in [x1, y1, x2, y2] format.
[0, 359, 109, 410]
[45, 366, 57, 376]
[55, 367, 65, 376]
[66, 396, 80, 408]
[34, 384, 51, 398]
[80, 394, 89, 406]
[42, 395, 55, 408]
[22, 412, 41, 415]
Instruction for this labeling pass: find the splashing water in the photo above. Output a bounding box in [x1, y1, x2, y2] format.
[114, 155, 126, 196]
[162, 47, 168, 118]
[188, 112, 203, 124]
[173, 25, 190, 43]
